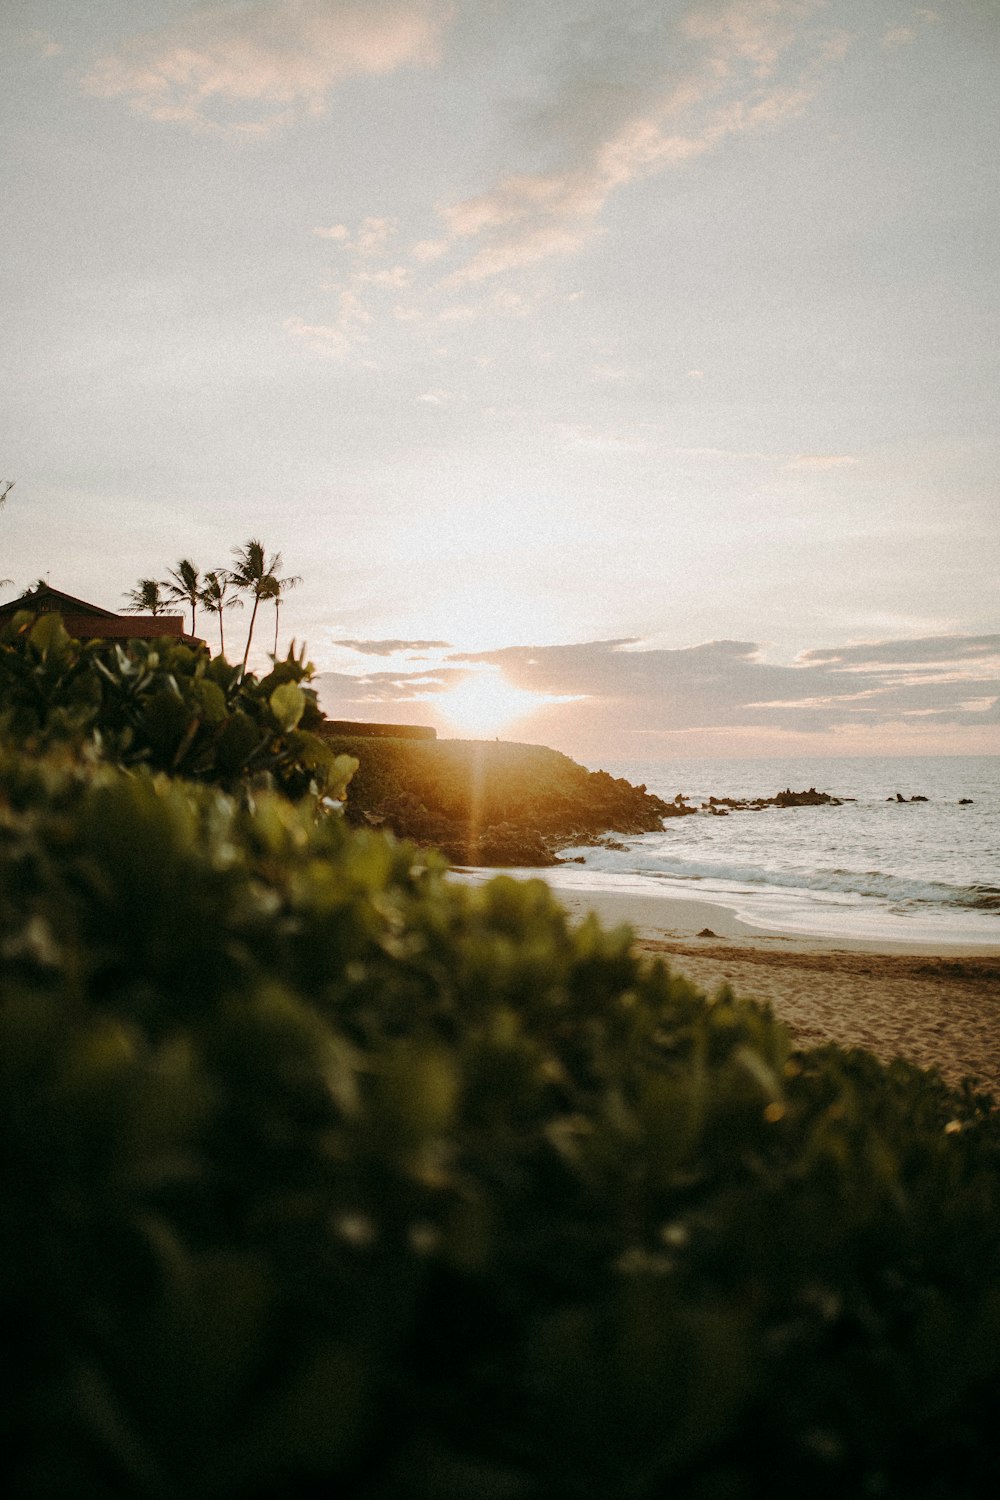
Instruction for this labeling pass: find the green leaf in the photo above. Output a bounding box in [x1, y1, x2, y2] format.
[269, 681, 305, 733]
[28, 611, 72, 657]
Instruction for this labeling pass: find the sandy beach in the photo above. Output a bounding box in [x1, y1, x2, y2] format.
[554, 885, 1000, 1095]
[457, 873, 1000, 1095]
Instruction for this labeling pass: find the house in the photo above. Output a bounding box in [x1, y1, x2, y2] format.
[0, 583, 201, 645]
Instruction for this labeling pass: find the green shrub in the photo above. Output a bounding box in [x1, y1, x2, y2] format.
[1, 748, 998, 1499]
[0, 611, 356, 804]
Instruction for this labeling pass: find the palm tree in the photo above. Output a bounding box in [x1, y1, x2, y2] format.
[123, 578, 169, 615]
[1, 481, 13, 589]
[199, 569, 242, 659]
[164, 558, 202, 636]
[228, 538, 289, 670]
[261, 567, 302, 657]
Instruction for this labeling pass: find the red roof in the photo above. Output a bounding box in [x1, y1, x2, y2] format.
[0, 583, 201, 645]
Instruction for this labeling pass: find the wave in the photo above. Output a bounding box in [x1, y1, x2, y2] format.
[574, 847, 1000, 914]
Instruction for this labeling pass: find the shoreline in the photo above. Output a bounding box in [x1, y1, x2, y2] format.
[453, 869, 1000, 1094]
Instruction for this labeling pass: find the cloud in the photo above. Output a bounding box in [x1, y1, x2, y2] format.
[435, 0, 836, 284]
[784, 454, 859, 471]
[354, 266, 412, 288]
[21, 31, 63, 58]
[284, 289, 370, 357]
[799, 636, 1000, 669]
[316, 634, 1000, 740]
[325, 216, 401, 258]
[417, 387, 458, 404]
[882, 9, 941, 49]
[291, 2, 846, 359]
[317, 666, 464, 709]
[81, 0, 449, 131]
[335, 637, 451, 655]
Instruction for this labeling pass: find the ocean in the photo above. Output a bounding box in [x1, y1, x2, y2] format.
[552, 755, 1000, 947]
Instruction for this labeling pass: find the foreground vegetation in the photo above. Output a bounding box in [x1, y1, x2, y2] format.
[1, 611, 1000, 1498]
[0, 612, 355, 805]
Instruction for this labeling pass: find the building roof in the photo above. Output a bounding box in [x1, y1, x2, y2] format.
[0, 582, 201, 645]
[0, 583, 122, 620]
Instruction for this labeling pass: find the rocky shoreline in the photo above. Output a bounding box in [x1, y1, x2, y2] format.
[320, 729, 887, 866]
[322, 727, 965, 868]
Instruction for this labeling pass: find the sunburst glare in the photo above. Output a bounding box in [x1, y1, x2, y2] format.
[435, 668, 573, 738]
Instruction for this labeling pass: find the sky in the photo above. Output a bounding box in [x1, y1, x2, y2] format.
[2, 0, 998, 762]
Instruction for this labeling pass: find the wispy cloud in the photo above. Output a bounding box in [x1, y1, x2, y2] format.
[882, 8, 941, 49]
[334, 637, 451, 655]
[784, 453, 859, 471]
[314, 217, 402, 257]
[284, 288, 371, 358]
[81, 0, 449, 132]
[21, 30, 63, 59]
[319, 666, 464, 707]
[799, 636, 1000, 669]
[287, 1, 849, 355]
[434, 0, 837, 284]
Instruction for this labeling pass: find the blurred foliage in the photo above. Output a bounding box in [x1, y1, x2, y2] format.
[0, 611, 356, 804]
[323, 733, 671, 863]
[1, 745, 999, 1499]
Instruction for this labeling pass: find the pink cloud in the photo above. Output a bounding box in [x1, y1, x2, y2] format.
[82, 0, 449, 131]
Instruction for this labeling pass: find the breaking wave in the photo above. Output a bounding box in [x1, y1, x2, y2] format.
[574, 848, 1000, 914]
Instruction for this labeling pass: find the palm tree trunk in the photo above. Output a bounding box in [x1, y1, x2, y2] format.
[219, 612, 225, 659]
[273, 599, 280, 657]
[242, 594, 261, 671]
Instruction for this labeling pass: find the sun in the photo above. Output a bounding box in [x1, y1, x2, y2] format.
[435, 668, 561, 738]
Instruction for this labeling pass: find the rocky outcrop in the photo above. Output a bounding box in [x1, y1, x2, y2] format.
[321, 732, 672, 865]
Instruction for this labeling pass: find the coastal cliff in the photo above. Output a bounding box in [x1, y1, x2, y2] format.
[320, 731, 670, 865]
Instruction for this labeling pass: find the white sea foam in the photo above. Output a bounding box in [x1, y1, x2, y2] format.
[560, 754, 1000, 945]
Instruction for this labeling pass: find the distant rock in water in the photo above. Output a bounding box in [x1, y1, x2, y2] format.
[959, 798, 974, 805]
[699, 788, 843, 812]
[889, 793, 930, 803]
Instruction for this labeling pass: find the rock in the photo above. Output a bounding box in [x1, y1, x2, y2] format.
[702, 789, 842, 812]
[697, 928, 718, 938]
[662, 800, 698, 818]
[773, 788, 842, 807]
[959, 798, 974, 805]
